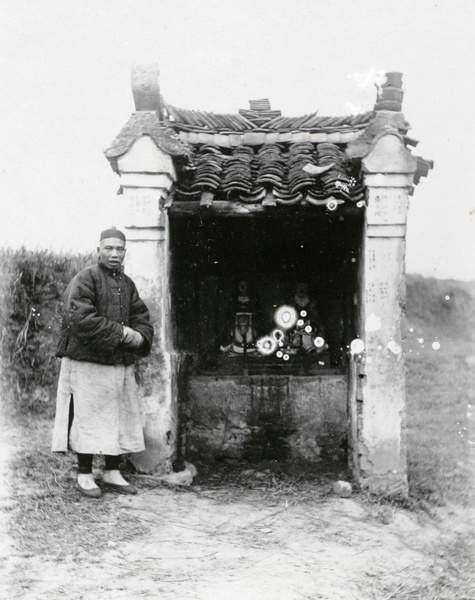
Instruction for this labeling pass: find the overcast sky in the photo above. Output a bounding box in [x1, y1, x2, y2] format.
[1, 0, 474, 280]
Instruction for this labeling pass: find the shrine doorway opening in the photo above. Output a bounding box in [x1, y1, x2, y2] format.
[169, 205, 364, 463]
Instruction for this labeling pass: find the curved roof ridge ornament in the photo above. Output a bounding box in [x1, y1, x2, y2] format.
[346, 71, 433, 183]
[347, 71, 409, 160]
[131, 62, 164, 120]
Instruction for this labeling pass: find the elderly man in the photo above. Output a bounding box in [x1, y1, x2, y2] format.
[52, 228, 154, 498]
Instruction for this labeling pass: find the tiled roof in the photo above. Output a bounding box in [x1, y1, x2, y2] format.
[166, 101, 369, 205]
[174, 141, 365, 207]
[166, 102, 373, 132]
[105, 69, 432, 205]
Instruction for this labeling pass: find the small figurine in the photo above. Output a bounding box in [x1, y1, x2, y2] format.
[220, 280, 257, 354]
[289, 282, 325, 353]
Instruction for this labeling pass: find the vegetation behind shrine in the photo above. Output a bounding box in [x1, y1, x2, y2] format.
[0, 248, 94, 414]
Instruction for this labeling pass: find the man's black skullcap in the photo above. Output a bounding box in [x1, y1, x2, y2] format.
[100, 227, 126, 242]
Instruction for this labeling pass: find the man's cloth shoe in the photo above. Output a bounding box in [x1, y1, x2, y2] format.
[101, 469, 137, 495]
[102, 481, 138, 495]
[75, 482, 102, 498]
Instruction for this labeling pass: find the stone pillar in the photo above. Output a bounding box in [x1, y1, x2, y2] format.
[115, 135, 178, 473]
[355, 132, 417, 496]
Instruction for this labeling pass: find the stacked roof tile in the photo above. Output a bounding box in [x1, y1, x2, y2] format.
[166, 103, 373, 134]
[162, 101, 369, 206]
[175, 141, 365, 206]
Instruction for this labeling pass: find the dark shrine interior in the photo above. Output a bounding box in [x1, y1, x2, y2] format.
[169, 207, 364, 375]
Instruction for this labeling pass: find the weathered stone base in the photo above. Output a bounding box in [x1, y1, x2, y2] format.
[359, 471, 408, 497]
[185, 374, 348, 462]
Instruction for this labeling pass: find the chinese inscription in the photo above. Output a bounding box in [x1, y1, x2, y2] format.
[367, 189, 408, 225]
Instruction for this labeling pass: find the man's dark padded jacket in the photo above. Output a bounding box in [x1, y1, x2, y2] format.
[56, 262, 154, 365]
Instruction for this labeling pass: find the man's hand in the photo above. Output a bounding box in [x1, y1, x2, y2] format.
[122, 326, 145, 349]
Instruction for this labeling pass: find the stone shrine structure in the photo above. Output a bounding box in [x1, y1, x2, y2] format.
[104, 66, 432, 496]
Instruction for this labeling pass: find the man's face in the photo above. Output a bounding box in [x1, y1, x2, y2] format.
[296, 282, 309, 295]
[238, 280, 248, 295]
[98, 237, 126, 270]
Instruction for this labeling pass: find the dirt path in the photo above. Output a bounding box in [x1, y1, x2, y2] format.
[54, 492, 457, 600]
[5, 487, 475, 600]
[3, 277, 475, 598]
[2, 468, 474, 597]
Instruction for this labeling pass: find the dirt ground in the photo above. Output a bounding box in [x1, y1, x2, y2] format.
[1, 417, 474, 600]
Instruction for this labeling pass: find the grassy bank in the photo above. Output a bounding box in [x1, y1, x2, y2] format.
[0, 248, 93, 414]
[404, 274, 475, 507]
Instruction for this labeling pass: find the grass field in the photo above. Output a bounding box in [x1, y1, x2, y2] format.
[404, 276, 475, 508]
[393, 278, 475, 598]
